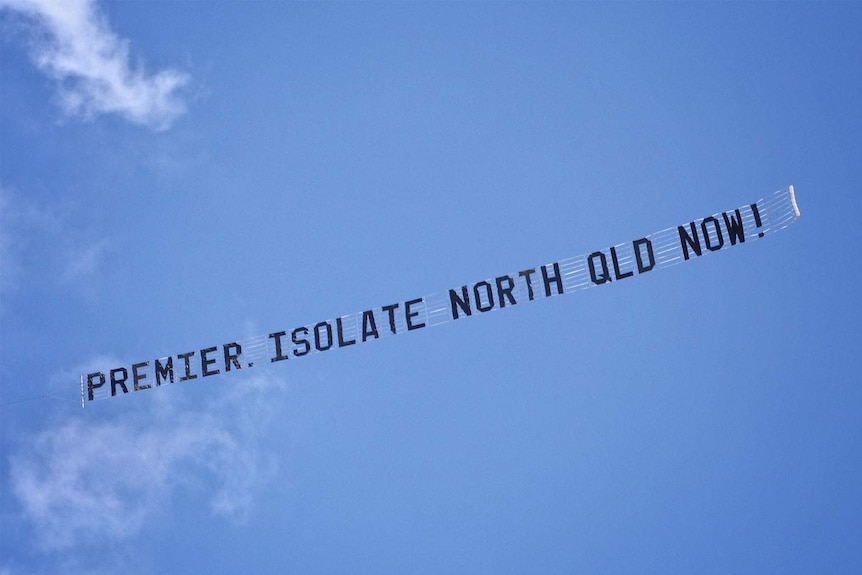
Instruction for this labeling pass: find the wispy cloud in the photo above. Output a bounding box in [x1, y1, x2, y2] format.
[60, 237, 110, 285]
[0, 187, 54, 302]
[0, 189, 25, 299]
[0, 0, 189, 130]
[0, 189, 112, 306]
[8, 371, 282, 552]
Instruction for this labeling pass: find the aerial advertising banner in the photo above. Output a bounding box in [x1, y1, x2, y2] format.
[82, 187, 801, 406]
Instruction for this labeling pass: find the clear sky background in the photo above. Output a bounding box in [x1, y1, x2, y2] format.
[1, 2, 861, 574]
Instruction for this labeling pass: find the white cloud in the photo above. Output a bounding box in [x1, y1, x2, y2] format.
[1, 0, 189, 130]
[9, 371, 283, 551]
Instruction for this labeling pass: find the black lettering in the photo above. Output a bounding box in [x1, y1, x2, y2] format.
[495, 275, 516, 308]
[382, 303, 399, 334]
[541, 262, 564, 296]
[336, 317, 356, 347]
[722, 209, 745, 245]
[751, 203, 765, 237]
[678, 222, 702, 260]
[110, 367, 129, 396]
[292, 327, 311, 356]
[405, 298, 426, 331]
[224, 342, 243, 370]
[155, 357, 174, 385]
[201, 346, 220, 377]
[610, 247, 633, 280]
[518, 269, 537, 300]
[269, 331, 289, 362]
[449, 286, 472, 319]
[314, 321, 333, 351]
[177, 351, 197, 381]
[132, 361, 151, 391]
[473, 281, 495, 312]
[588, 251, 611, 284]
[633, 238, 655, 273]
[361, 310, 379, 341]
[87, 372, 105, 401]
[701, 216, 724, 252]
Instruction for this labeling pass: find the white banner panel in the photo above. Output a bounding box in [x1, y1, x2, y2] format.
[82, 187, 801, 405]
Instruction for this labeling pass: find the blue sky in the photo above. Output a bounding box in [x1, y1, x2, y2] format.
[1, 2, 861, 574]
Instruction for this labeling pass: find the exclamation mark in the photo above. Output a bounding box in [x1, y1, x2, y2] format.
[750, 203, 765, 238]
